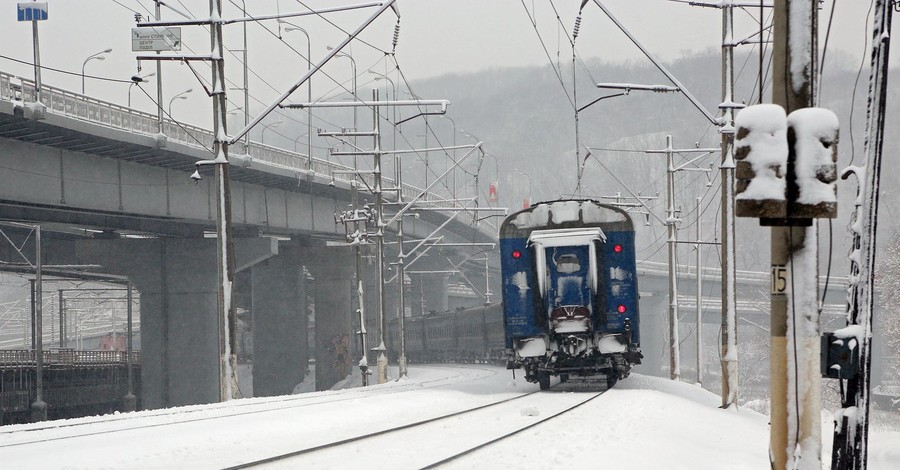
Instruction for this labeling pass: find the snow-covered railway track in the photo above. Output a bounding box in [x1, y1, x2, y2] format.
[227, 387, 605, 469]
[0, 365, 500, 449]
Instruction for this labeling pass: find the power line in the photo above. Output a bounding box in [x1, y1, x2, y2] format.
[0, 54, 131, 84]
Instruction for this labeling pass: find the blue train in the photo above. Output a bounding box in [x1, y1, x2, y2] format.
[500, 200, 642, 390]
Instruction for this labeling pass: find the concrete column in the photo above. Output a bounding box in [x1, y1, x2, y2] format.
[72, 237, 276, 409]
[295, 247, 355, 391]
[251, 263, 307, 397]
[637, 291, 666, 378]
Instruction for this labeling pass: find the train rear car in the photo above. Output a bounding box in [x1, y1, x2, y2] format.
[500, 200, 642, 389]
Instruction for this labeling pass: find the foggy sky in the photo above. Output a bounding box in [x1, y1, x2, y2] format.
[0, 1, 880, 130]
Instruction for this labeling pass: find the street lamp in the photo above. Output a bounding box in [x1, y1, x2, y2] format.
[284, 25, 312, 163]
[292, 132, 310, 153]
[127, 72, 155, 108]
[326, 46, 357, 139]
[369, 70, 399, 188]
[82, 48, 112, 94]
[515, 168, 533, 208]
[441, 115, 457, 200]
[167, 88, 192, 117]
[368, 70, 395, 101]
[261, 121, 283, 145]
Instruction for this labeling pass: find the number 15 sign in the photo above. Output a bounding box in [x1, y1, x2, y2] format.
[771, 265, 788, 295]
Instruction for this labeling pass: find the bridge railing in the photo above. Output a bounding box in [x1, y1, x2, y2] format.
[0, 348, 142, 367]
[0, 71, 467, 215]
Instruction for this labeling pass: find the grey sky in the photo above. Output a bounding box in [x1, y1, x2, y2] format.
[0, 1, 878, 129]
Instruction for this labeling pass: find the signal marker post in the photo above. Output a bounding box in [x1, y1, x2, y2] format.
[736, 2, 839, 466]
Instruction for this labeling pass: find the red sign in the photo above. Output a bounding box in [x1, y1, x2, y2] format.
[489, 182, 498, 202]
[522, 198, 531, 209]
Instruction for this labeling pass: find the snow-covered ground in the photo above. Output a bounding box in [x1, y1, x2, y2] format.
[0, 365, 897, 469]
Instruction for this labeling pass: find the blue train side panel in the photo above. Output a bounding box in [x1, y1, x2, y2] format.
[602, 230, 640, 345]
[500, 237, 543, 348]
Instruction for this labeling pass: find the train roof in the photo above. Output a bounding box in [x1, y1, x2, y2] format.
[500, 199, 633, 239]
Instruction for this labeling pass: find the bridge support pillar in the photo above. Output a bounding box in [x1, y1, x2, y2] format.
[637, 291, 667, 378]
[73, 237, 276, 410]
[250, 262, 308, 397]
[293, 246, 355, 391]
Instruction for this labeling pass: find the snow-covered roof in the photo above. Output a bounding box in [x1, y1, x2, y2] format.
[502, 200, 630, 236]
[527, 228, 606, 247]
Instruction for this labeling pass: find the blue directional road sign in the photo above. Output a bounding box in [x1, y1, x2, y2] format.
[17, 2, 48, 21]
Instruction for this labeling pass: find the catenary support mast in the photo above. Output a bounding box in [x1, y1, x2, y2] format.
[719, 0, 739, 410]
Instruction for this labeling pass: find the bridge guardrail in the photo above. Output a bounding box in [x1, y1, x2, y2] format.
[0, 71, 462, 215]
[0, 349, 141, 367]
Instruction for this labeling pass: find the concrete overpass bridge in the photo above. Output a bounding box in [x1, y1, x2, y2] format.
[0, 71, 498, 409]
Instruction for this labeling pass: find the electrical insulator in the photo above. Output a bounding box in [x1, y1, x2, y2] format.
[573, 14, 582, 41]
[734, 104, 788, 219]
[786, 107, 839, 219]
[392, 21, 401, 53]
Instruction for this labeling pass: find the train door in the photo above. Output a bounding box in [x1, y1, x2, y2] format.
[543, 246, 591, 310]
[529, 228, 604, 335]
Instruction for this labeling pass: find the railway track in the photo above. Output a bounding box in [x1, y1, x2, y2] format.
[225, 384, 606, 469]
[0, 365, 500, 448]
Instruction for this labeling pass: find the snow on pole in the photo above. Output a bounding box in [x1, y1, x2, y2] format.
[830, 1, 893, 468]
[769, 1, 822, 468]
[720, 1, 739, 409]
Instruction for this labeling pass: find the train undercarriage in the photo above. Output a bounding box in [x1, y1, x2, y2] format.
[507, 331, 642, 391]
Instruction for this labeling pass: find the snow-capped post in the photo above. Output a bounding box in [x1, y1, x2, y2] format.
[828, 1, 893, 468]
[741, 1, 838, 467]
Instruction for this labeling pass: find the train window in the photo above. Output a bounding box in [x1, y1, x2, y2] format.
[556, 254, 581, 273]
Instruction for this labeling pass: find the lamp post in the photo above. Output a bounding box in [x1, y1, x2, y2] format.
[239, 0, 249, 150]
[261, 121, 282, 145]
[441, 115, 457, 200]
[461, 129, 497, 203]
[515, 168, 532, 208]
[327, 46, 357, 166]
[292, 132, 310, 153]
[370, 71, 398, 194]
[167, 88, 192, 117]
[128, 72, 155, 108]
[285, 26, 312, 165]
[82, 48, 112, 94]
